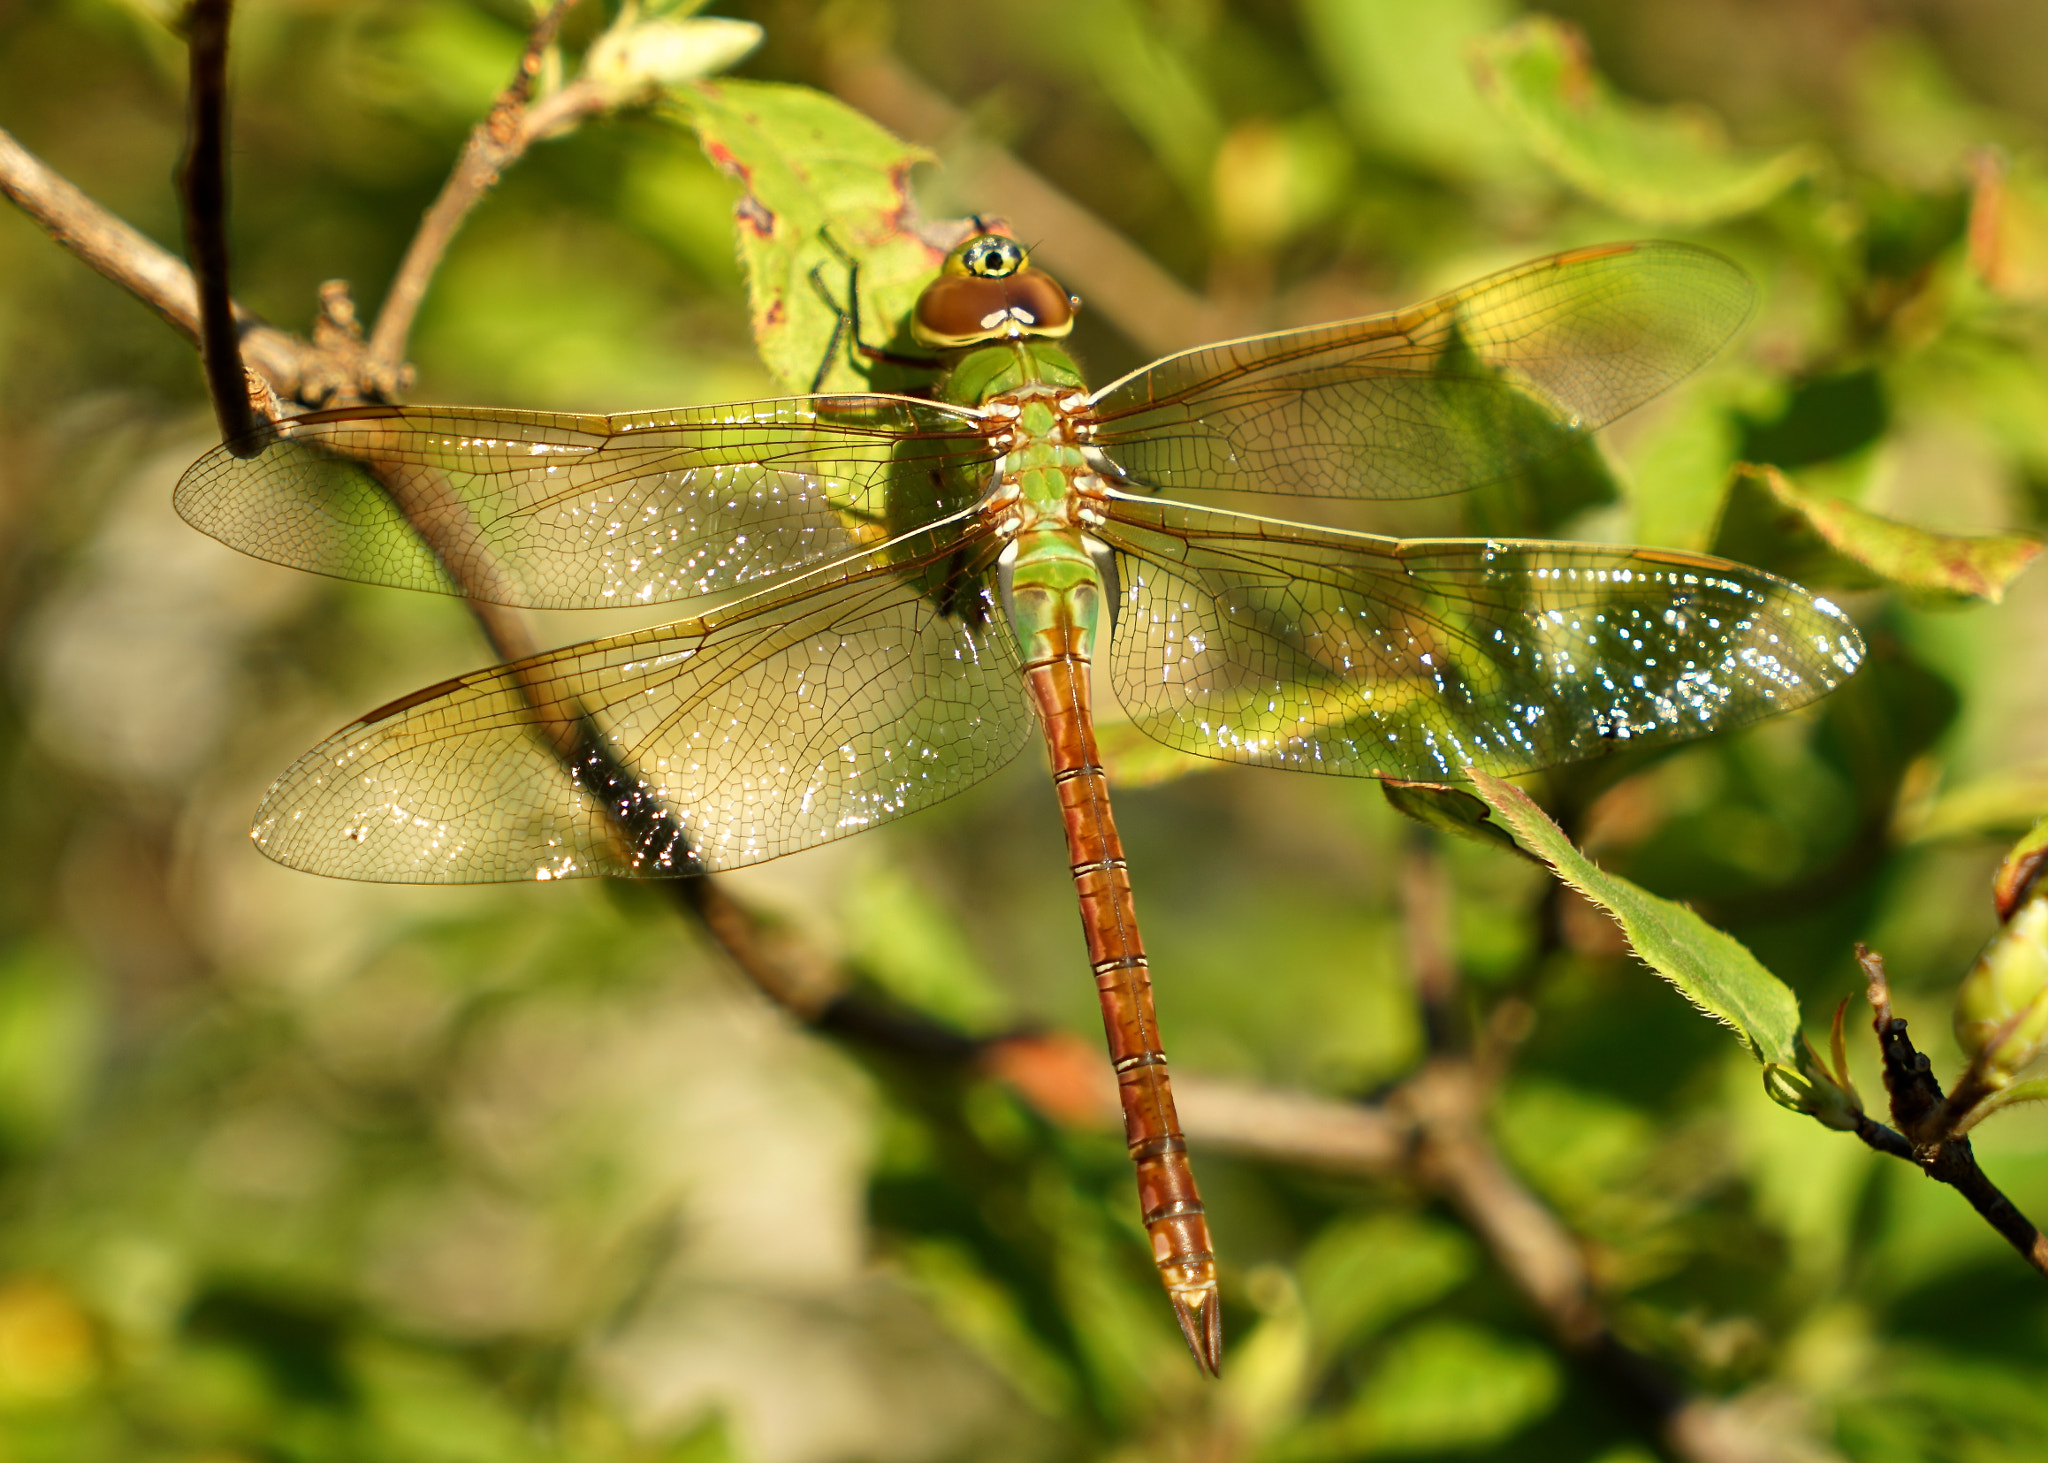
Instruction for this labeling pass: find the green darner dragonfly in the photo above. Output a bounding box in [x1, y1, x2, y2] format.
[176, 234, 1866, 1374]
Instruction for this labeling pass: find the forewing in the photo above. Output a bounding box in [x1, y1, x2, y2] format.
[176, 398, 995, 609]
[1102, 496, 1864, 780]
[251, 529, 1032, 882]
[1088, 241, 1753, 500]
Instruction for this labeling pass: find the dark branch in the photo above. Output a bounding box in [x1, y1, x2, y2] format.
[176, 0, 256, 448]
[1858, 944, 2048, 1278]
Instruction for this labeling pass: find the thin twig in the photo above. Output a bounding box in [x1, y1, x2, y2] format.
[363, 0, 601, 388]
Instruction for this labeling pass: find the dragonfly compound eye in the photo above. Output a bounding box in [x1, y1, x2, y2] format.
[914, 237, 1076, 348]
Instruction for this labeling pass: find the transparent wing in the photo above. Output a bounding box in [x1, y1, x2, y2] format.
[176, 397, 996, 609]
[251, 522, 1032, 883]
[1101, 495, 1864, 780]
[1088, 241, 1754, 500]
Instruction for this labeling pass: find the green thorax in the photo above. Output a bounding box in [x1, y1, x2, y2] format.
[938, 338, 1088, 409]
[943, 341, 1104, 666]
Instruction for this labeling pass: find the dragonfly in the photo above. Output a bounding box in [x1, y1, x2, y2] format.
[176, 234, 1866, 1374]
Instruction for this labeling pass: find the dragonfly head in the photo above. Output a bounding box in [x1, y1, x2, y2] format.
[913, 232, 1079, 349]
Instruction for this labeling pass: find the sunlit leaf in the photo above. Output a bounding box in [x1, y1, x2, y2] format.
[843, 863, 1010, 1033]
[1217, 1267, 1311, 1443]
[1467, 769, 1802, 1067]
[1473, 17, 1820, 225]
[585, 14, 762, 102]
[666, 81, 955, 393]
[1712, 462, 2042, 603]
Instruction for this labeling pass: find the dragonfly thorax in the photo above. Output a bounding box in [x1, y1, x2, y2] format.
[976, 384, 1110, 539]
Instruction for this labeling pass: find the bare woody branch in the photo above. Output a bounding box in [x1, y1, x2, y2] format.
[0, 124, 307, 404]
[176, 0, 255, 446]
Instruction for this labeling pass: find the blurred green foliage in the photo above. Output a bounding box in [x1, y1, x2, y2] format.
[3, 1, 2048, 1460]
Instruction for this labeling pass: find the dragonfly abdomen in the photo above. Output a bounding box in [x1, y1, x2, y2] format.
[1017, 591, 1222, 1373]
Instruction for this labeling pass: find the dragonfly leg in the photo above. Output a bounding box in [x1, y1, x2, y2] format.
[1022, 640, 1223, 1375]
[807, 229, 944, 391]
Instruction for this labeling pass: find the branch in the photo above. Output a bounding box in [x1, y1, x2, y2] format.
[1858, 945, 2048, 1276]
[176, 0, 256, 446]
[363, 0, 606, 388]
[0, 123, 307, 403]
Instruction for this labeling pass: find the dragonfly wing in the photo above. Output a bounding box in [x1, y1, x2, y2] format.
[176, 398, 995, 609]
[1101, 496, 1864, 781]
[252, 525, 1032, 882]
[1088, 241, 1753, 500]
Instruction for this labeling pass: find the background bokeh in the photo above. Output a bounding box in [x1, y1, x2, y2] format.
[3, 1, 2048, 1459]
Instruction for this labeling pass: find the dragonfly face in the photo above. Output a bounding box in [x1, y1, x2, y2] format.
[175, 234, 1867, 1374]
[911, 232, 1077, 349]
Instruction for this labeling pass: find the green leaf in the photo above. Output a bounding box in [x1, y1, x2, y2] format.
[1956, 1076, 2048, 1136]
[0, 941, 102, 1152]
[1301, 0, 1521, 181]
[1712, 462, 2042, 603]
[1378, 780, 1536, 862]
[1906, 769, 2048, 842]
[1995, 819, 2048, 922]
[1953, 893, 2048, 1074]
[1466, 770, 1801, 1067]
[1627, 384, 1747, 550]
[898, 1239, 1079, 1416]
[1053, 0, 1222, 204]
[1472, 17, 1820, 225]
[842, 863, 1010, 1034]
[665, 80, 953, 394]
[1295, 1213, 1474, 1353]
[1303, 1321, 1560, 1456]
